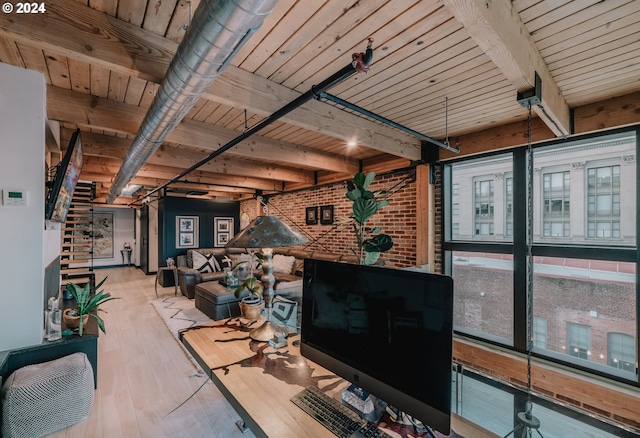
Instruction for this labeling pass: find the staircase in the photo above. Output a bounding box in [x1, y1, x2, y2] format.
[60, 181, 96, 290]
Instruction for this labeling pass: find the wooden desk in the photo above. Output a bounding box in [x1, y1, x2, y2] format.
[180, 320, 498, 438]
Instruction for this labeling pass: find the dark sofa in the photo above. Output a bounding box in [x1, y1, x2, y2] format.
[176, 247, 358, 299]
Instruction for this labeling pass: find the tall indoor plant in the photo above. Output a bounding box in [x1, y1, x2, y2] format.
[335, 171, 393, 265]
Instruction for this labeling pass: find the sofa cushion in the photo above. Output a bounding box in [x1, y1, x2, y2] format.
[273, 254, 296, 274]
[200, 271, 226, 282]
[288, 249, 313, 260]
[187, 248, 226, 268]
[275, 275, 302, 287]
[311, 251, 342, 262]
[340, 254, 360, 264]
[192, 251, 223, 273]
[233, 252, 261, 271]
[292, 258, 305, 275]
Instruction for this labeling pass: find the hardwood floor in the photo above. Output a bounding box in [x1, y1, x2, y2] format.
[43, 266, 635, 438]
[49, 266, 255, 438]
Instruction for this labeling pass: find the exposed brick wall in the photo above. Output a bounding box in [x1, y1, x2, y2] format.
[240, 171, 418, 268]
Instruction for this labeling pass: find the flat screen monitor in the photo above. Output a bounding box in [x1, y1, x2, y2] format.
[300, 259, 454, 435]
[45, 129, 83, 223]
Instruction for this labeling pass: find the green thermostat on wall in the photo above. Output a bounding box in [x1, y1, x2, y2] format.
[2, 189, 27, 206]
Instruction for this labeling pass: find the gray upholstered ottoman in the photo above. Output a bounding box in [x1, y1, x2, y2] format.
[1, 352, 94, 438]
[195, 281, 248, 320]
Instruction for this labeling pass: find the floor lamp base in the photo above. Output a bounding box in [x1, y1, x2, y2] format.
[249, 320, 288, 342]
[504, 411, 543, 438]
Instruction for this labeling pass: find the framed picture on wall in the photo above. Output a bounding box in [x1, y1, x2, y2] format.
[214, 217, 234, 247]
[77, 212, 114, 259]
[176, 216, 199, 248]
[216, 232, 230, 246]
[320, 205, 334, 225]
[306, 206, 318, 225]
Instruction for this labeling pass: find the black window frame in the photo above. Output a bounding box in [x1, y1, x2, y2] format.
[442, 125, 640, 386]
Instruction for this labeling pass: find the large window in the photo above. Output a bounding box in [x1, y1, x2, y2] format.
[451, 251, 514, 344]
[444, 129, 638, 383]
[532, 256, 635, 376]
[449, 154, 512, 242]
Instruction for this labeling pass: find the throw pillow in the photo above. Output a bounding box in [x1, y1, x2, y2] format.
[272, 254, 296, 274]
[235, 253, 262, 270]
[192, 251, 222, 273]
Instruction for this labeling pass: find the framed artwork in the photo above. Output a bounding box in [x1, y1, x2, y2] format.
[90, 212, 114, 259]
[176, 216, 199, 248]
[306, 206, 318, 225]
[214, 217, 234, 247]
[320, 205, 334, 225]
[216, 232, 230, 246]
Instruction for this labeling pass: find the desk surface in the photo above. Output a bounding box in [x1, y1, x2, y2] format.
[180, 319, 498, 438]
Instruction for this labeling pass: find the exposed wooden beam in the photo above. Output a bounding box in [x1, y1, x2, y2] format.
[81, 157, 283, 192]
[61, 128, 314, 184]
[573, 91, 640, 134]
[48, 86, 359, 174]
[0, 0, 421, 160]
[440, 117, 554, 160]
[443, 0, 571, 136]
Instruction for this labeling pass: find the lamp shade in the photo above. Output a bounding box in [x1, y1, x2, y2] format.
[225, 215, 308, 249]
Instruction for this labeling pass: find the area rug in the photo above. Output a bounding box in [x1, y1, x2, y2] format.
[150, 295, 213, 373]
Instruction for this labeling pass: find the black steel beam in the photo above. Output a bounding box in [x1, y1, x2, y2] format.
[134, 62, 360, 205]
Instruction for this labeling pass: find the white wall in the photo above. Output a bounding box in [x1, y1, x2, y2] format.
[0, 63, 46, 350]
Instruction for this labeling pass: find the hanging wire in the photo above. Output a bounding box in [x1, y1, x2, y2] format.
[444, 97, 450, 147]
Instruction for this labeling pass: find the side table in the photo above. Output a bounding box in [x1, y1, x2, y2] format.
[121, 248, 132, 266]
[155, 266, 178, 297]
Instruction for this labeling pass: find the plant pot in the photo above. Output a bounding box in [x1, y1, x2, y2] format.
[63, 308, 89, 331]
[239, 298, 264, 323]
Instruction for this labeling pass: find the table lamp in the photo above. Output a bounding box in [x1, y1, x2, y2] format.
[225, 215, 308, 341]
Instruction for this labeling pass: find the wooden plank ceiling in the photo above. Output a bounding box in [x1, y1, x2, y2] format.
[0, 0, 638, 204]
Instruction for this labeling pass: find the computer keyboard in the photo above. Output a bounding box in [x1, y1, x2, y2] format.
[290, 386, 392, 438]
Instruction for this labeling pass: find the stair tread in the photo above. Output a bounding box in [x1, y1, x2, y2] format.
[61, 269, 94, 275]
[60, 259, 90, 265]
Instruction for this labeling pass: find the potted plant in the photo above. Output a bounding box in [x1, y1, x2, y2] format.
[335, 171, 394, 265]
[234, 273, 264, 322]
[64, 277, 119, 336]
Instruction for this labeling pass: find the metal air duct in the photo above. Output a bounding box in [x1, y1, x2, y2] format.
[106, 0, 279, 203]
